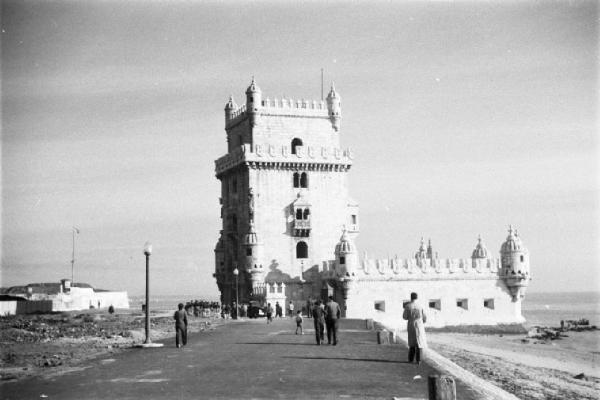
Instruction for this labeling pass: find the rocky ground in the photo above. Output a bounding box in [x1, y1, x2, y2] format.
[0, 310, 221, 382]
[428, 331, 600, 400]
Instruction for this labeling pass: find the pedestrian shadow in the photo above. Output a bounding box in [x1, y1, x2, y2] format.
[237, 342, 317, 346]
[282, 356, 410, 364]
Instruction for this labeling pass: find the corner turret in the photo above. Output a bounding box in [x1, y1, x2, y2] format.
[334, 228, 358, 277]
[500, 226, 531, 301]
[242, 221, 264, 283]
[245, 77, 262, 127]
[224, 95, 237, 122]
[326, 82, 341, 131]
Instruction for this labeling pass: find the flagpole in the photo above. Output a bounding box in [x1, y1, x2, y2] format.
[71, 228, 75, 284]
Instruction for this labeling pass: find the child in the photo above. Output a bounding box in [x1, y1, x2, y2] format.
[295, 310, 303, 335]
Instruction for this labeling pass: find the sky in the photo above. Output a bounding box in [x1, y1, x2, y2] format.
[1, 0, 598, 297]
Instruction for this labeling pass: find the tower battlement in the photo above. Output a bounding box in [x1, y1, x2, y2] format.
[215, 143, 353, 176]
[358, 257, 503, 280]
[225, 78, 342, 131]
[226, 97, 333, 128]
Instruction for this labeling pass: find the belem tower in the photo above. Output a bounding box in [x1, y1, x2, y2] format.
[213, 78, 531, 328]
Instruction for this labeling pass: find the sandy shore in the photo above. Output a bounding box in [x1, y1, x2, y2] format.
[427, 330, 600, 400]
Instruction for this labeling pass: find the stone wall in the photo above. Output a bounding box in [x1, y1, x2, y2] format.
[345, 278, 523, 328]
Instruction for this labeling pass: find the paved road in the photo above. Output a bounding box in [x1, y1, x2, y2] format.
[2, 318, 482, 399]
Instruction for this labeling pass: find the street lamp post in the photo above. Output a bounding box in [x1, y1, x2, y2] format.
[233, 266, 239, 320]
[136, 241, 162, 349]
[144, 242, 152, 344]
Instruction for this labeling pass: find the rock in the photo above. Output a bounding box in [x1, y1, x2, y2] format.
[573, 373, 587, 380]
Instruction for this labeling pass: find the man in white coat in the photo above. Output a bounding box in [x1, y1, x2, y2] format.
[403, 292, 427, 364]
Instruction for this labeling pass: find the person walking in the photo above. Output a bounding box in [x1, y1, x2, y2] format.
[312, 299, 325, 345]
[275, 301, 282, 318]
[173, 303, 188, 348]
[294, 311, 304, 335]
[324, 295, 341, 345]
[288, 300, 294, 317]
[403, 292, 427, 365]
[266, 303, 274, 324]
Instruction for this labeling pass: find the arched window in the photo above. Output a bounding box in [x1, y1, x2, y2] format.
[303, 208, 310, 220]
[300, 172, 308, 188]
[296, 241, 308, 259]
[291, 138, 303, 154]
[293, 173, 300, 188]
[520, 255, 524, 262]
[295, 209, 303, 220]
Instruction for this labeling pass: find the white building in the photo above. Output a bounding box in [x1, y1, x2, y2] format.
[214, 79, 530, 327]
[1, 279, 129, 315]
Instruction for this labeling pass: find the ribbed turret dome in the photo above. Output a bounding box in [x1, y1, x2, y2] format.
[245, 77, 261, 94]
[472, 235, 489, 259]
[335, 229, 356, 254]
[326, 82, 340, 100]
[243, 221, 259, 246]
[225, 95, 237, 110]
[500, 226, 525, 253]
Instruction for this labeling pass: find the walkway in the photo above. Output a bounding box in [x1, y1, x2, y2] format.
[1, 317, 482, 399]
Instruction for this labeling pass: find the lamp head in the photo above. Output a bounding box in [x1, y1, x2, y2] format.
[233, 267, 239, 276]
[143, 241, 152, 256]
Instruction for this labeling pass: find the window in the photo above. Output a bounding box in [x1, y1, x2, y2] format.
[520, 255, 524, 262]
[232, 178, 237, 194]
[351, 214, 357, 225]
[291, 138, 303, 154]
[303, 209, 310, 220]
[293, 173, 300, 188]
[428, 299, 441, 310]
[300, 172, 308, 188]
[374, 301, 385, 311]
[231, 215, 237, 231]
[456, 299, 468, 310]
[246, 248, 252, 256]
[295, 209, 303, 220]
[339, 256, 345, 265]
[296, 241, 308, 258]
[269, 284, 275, 293]
[484, 299, 495, 310]
[277, 283, 282, 293]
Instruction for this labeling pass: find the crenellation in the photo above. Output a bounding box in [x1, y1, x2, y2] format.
[359, 256, 502, 279]
[215, 143, 353, 176]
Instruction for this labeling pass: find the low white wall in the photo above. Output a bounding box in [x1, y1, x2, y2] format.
[52, 289, 129, 311]
[0, 300, 54, 316]
[0, 302, 17, 316]
[346, 278, 525, 329]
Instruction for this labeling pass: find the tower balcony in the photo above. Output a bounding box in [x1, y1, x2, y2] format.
[293, 219, 311, 237]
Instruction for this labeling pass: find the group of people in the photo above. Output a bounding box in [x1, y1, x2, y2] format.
[263, 296, 341, 345]
[174, 292, 428, 366]
[183, 300, 221, 318]
[265, 300, 296, 321]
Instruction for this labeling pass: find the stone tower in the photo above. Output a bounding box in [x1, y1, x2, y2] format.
[214, 79, 359, 308]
